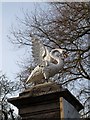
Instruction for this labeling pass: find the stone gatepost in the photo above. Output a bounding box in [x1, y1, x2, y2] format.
[8, 82, 83, 120]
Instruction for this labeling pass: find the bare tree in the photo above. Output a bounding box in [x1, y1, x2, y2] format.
[8, 2, 90, 118]
[0, 72, 21, 119]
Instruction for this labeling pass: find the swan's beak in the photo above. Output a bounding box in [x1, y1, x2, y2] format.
[63, 52, 68, 58]
[63, 51, 68, 58]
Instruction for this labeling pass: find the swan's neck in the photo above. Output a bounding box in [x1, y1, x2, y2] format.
[57, 57, 62, 64]
[50, 49, 63, 64]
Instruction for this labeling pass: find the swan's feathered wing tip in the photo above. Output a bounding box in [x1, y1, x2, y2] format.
[31, 36, 47, 65]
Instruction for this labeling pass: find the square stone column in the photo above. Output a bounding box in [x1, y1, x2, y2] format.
[8, 82, 83, 120]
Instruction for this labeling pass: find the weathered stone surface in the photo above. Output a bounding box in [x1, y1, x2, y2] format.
[20, 82, 62, 97]
[8, 82, 83, 119]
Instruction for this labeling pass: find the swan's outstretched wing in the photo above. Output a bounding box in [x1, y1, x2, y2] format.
[31, 36, 46, 65]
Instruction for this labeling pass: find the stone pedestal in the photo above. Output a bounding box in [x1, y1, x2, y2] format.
[8, 82, 83, 119]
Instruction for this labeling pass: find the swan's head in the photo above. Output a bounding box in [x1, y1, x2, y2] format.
[52, 48, 68, 59]
[50, 48, 68, 64]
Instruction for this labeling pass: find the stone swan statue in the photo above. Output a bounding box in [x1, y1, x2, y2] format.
[26, 37, 67, 85]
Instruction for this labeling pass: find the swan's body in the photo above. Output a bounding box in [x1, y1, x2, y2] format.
[26, 48, 65, 84]
[26, 35, 68, 85]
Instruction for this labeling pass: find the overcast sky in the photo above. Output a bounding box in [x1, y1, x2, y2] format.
[0, 2, 2, 71]
[1, 1, 48, 114]
[2, 2, 32, 79]
[1, 2, 48, 81]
